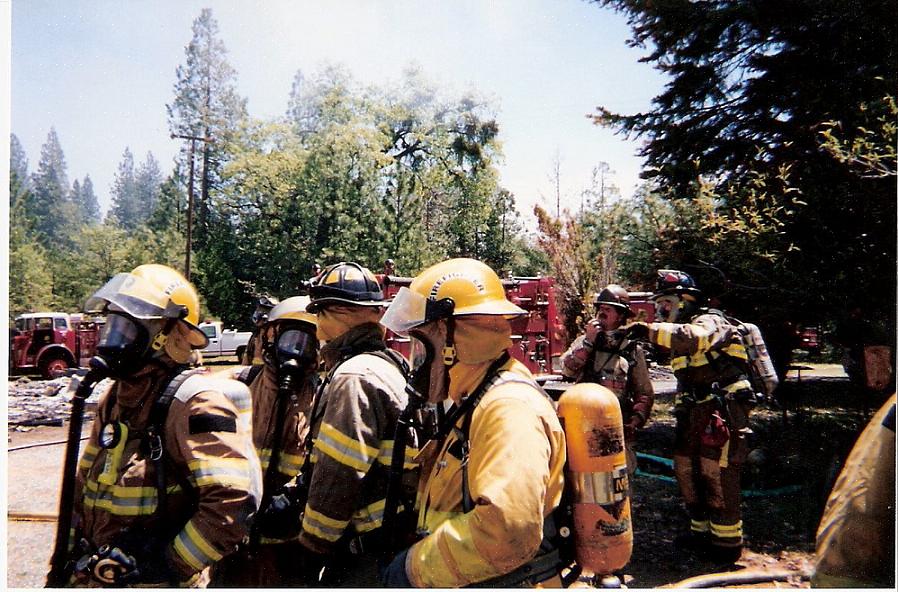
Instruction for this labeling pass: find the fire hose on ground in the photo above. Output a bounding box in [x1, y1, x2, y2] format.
[636, 453, 803, 497]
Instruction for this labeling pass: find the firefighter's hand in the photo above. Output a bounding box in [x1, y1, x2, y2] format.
[381, 548, 413, 587]
[117, 548, 177, 586]
[584, 319, 602, 344]
[624, 322, 650, 342]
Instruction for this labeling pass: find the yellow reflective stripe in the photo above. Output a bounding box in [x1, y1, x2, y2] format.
[78, 444, 100, 471]
[187, 458, 251, 489]
[302, 506, 349, 542]
[174, 520, 222, 571]
[655, 325, 674, 349]
[277, 452, 303, 477]
[97, 423, 129, 485]
[697, 333, 710, 353]
[314, 423, 378, 472]
[376, 440, 420, 469]
[719, 438, 731, 468]
[82, 480, 182, 516]
[710, 520, 743, 537]
[723, 342, 748, 359]
[690, 519, 710, 533]
[723, 379, 752, 394]
[671, 356, 688, 371]
[353, 498, 387, 533]
[258, 448, 302, 475]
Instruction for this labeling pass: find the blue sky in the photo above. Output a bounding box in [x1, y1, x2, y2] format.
[10, 0, 664, 227]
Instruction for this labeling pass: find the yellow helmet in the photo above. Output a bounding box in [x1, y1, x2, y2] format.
[381, 258, 526, 335]
[268, 296, 317, 328]
[85, 263, 208, 348]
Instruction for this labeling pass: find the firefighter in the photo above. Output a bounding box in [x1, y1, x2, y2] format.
[242, 295, 279, 365]
[812, 393, 895, 588]
[67, 264, 262, 587]
[560, 284, 654, 473]
[210, 296, 319, 587]
[625, 269, 756, 564]
[296, 262, 416, 586]
[379, 258, 567, 588]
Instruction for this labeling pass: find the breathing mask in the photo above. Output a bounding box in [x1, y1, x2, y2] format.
[95, 313, 159, 378]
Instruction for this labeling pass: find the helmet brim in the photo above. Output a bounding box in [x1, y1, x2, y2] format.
[307, 297, 386, 314]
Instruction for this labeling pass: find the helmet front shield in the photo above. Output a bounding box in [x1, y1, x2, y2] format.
[380, 287, 430, 336]
[85, 272, 174, 319]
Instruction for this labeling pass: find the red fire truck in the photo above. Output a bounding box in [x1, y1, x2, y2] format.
[9, 312, 101, 379]
[378, 275, 568, 379]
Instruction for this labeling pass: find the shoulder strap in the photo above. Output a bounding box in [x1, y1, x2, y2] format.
[146, 367, 204, 526]
[368, 348, 411, 379]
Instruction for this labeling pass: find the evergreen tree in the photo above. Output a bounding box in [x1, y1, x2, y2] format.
[109, 148, 140, 228]
[135, 152, 163, 221]
[167, 7, 247, 246]
[10, 134, 30, 210]
[29, 127, 73, 243]
[594, 0, 897, 335]
[80, 175, 101, 223]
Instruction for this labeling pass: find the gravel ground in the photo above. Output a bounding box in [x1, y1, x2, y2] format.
[7, 363, 868, 588]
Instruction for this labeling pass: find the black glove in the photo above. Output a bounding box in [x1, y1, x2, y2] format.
[624, 322, 650, 341]
[381, 548, 413, 587]
[83, 544, 175, 586]
[254, 486, 305, 540]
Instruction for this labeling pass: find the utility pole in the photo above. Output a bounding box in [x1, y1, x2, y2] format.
[170, 133, 212, 281]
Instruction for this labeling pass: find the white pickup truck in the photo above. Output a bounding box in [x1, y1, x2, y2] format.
[199, 321, 252, 360]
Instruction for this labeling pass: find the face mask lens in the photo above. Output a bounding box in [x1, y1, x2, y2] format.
[276, 328, 316, 361]
[409, 337, 429, 373]
[96, 313, 149, 375]
[100, 314, 141, 348]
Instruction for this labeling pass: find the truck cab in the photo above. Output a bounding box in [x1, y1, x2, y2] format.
[199, 321, 252, 361]
[10, 312, 101, 378]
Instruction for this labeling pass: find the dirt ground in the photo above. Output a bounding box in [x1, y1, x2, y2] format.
[6, 363, 884, 588]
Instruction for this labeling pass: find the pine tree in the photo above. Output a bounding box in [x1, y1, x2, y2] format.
[109, 148, 140, 228]
[167, 7, 247, 245]
[80, 175, 101, 223]
[29, 127, 73, 243]
[135, 152, 163, 221]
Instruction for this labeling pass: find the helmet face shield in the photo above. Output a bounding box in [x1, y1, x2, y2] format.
[380, 287, 430, 336]
[86, 273, 174, 319]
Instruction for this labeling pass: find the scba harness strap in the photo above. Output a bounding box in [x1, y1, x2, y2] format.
[442, 354, 566, 587]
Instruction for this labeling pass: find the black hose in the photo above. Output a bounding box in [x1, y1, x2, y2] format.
[8, 436, 89, 452]
[46, 362, 107, 588]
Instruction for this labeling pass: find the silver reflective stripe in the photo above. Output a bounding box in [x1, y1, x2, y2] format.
[571, 465, 628, 504]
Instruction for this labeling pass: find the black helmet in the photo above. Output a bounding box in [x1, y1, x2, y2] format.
[251, 295, 279, 325]
[593, 284, 633, 318]
[650, 269, 703, 301]
[307, 262, 384, 313]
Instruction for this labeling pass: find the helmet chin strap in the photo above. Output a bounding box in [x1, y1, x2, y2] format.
[442, 317, 457, 367]
[150, 303, 190, 352]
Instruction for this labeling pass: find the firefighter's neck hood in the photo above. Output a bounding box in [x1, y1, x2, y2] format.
[316, 306, 383, 342]
[320, 321, 386, 369]
[114, 360, 180, 410]
[447, 316, 513, 403]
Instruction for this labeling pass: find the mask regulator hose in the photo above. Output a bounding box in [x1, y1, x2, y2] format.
[46, 357, 110, 588]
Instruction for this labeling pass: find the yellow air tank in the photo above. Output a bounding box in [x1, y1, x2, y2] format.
[557, 383, 633, 574]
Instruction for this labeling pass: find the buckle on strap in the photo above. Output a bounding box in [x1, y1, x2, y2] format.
[147, 431, 164, 461]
